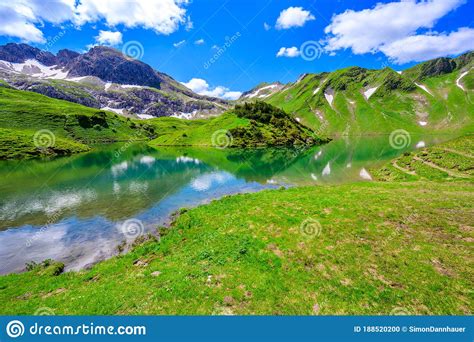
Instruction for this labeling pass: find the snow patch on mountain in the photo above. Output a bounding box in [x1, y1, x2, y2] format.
[101, 106, 125, 115]
[324, 88, 334, 107]
[363, 86, 378, 100]
[137, 114, 155, 120]
[0, 59, 69, 79]
[171, 110, 199, 120]
[415, 83, 433, 96]
[121, 84, 143, 89]
[244, 84, 279, 99]
[456, 70, 470, 91]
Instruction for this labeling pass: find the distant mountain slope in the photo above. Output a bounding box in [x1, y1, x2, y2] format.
[244, 52, 474, 137]
[239, 82, 285, 100]
[0, 43, 228, 119]
[0, 85, 153, 159]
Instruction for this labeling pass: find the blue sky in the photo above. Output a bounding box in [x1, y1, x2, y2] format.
[0, 0, 473, 99]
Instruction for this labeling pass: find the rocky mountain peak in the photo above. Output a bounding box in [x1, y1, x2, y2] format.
[0, 43, 56, 66]
[56, 49, 80, 66]
[65, 45, 164, 88]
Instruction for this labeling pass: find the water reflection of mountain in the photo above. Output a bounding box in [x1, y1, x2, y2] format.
[0, 144, 212, 230]
[157, 135, 456, 185]
[0, 135, 454, 231]
[152, 147, 315, 183]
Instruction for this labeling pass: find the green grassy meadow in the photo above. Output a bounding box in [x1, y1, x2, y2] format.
[0, 86, 153, 159]
[0, 135, 472, 315]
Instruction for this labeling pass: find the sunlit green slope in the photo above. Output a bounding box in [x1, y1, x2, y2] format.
[0, 85, 154, 159]
[263, 53, 474, 137]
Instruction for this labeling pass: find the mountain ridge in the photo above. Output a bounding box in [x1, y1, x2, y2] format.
[240, 52, 474, 136]
[0, 43, 228, 119]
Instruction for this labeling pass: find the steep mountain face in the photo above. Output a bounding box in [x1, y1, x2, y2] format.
[0, 43, 228, 119]
[0, 43, 56, 65]
[402, 53, 474, 81]
[64, 46, 165, 89]
[243, 52, 474, 136]
[56, 49, 80, 65]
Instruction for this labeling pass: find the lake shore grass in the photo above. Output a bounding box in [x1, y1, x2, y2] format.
[0, 179, 472, 315]
[0, 134, 472, 315]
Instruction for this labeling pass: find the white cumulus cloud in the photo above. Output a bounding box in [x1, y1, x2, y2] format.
[276, 47, 300, 58]
[182, 78, 242, 100]
[380, 27, 474, 64]
[275, 7, 315, 30]
[0, 0, 190, 43]
[324, 0, 465, 55]
[95, 30, 122, 46]
[0, 0, 75, 43]
[75, 0, 190, 35]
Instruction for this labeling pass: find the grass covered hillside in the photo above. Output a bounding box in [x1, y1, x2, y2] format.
[150, 101, 327, 148]
[0, 86, 155, 159]
[262, 53, 474, 137]
[0, 128, 89, 160]
[372, 135, 474, 182]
